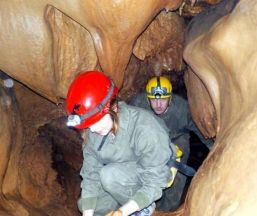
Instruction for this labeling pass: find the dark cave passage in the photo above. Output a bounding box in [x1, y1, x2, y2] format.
[38, 117, 83, 210]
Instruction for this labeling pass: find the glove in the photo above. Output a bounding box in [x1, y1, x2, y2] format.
[167, 145, 183, 187]
[105, 209, 123, 216]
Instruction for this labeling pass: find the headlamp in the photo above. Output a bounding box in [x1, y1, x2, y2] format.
[151, 86, 168, 98]
[67, 115, 81, 127]
[66, 79, 116, 128]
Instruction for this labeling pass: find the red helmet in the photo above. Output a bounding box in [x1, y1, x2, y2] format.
[66, 70, 118, 129]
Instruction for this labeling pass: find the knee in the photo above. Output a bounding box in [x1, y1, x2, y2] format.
[100, 164, 119, 192]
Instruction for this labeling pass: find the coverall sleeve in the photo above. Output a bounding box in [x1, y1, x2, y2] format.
[131, 126, 172, 209]
[79, 142, 104, 212]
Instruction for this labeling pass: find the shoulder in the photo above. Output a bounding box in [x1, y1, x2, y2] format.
[120, 101, 152, 119]
[171, 94, 189, 109]
[132, 92, 146, 100]
[128, 92, 149, 109]
[172, 94, 187, 103]
[120, 102, 165, 130]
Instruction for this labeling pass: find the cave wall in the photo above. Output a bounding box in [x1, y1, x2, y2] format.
[183, 0, 257, 215]
[1, 0, 257, 215]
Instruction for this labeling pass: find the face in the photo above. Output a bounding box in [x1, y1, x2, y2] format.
[149, 98, 170, 115]
[89, 114, 113, 136]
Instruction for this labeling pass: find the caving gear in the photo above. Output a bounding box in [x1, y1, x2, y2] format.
[167, 145, 182, 187]
[66, 71, 118, 129]
[146, 76, 172, 99]
[78, 102, 171, 214]
[0, 72, 14, 88]
[168, 158, 196, 177]
[129, 92, 213, 211]
[167, 145, 195, 188]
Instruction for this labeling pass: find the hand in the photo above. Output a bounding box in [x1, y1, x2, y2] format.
[105, 209, 123, 216]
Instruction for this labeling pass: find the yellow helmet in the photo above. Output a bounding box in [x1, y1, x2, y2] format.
[146, 76, 172, 99]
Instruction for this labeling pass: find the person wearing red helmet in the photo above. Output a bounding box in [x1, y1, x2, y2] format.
[66, 71, 119, 129]
[66, 71, 176, 216]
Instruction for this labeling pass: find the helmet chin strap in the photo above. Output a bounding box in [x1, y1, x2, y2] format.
[67, 79, 115, 127]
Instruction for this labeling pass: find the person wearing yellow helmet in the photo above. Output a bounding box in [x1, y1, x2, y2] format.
[129, 76, 213, 212]
[145, 76, 173, 115]
[146, 76, 172, 99]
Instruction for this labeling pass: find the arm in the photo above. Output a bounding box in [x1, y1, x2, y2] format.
[130, 125, 172, 210]
[106, 130, 172, 216]
[105, 200, 140, 216]
[79, 141, 104, 213]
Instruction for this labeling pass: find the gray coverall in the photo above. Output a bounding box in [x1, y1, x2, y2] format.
[129, 93, 213, 211]
[78, 102, 174, 216]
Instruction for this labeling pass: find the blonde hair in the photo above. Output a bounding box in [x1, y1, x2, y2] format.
[109, 98, 119, 135]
